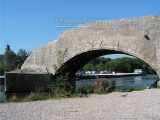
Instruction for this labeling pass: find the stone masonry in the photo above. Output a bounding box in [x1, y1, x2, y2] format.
[21, 15, 160, 78]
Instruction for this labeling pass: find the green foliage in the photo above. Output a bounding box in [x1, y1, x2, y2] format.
[127, 87, 136, 92]
[78, 82, 93, 94]
[83, 64, 95, 71]
[21, 92, 52, 102]
[2, 50, 17, 71]
[52, 73, 73, 92]
[106, 57, 156, 73]
[0, 88, 90, 103]
[90, 57, 111, 65]
[120, 94, 128, 97]
[96, 62, 105, 72]
[82, 57, 112, 71]
[53, 48, 68, 72]
[0, 49, 31, 72]
[52, 88, 72, 98]
[0, 92, 53, 103]
[52, 48, 74, 93]
[157, 86, 160, 89]
[82, 57, 155, 74]
[115, 87, 146, 92]
[0, 61, 4, 74]
[16, 49, 30, 69]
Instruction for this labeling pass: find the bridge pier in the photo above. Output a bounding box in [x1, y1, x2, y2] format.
[5, 72, 53, 93]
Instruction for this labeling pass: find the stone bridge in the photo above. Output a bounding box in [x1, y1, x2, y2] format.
[21, 15, 160, 78]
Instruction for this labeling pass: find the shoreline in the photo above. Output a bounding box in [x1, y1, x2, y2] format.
[0, 89, 160, 120]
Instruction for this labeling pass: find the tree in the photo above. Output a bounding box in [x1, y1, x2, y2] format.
[81, 56, 155, 74]
[53, 48, 68, 73]
[52, 48, 74, 92]
[96, 62, 105, 72]
[0, 61, 4, 75]
[90, 64, 96, 71]
[16, 49, 30, 68]
[83, 64, 92, 71]
[2, 50, 16, 71]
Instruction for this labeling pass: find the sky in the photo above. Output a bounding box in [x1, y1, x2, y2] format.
[0, 0, 160, 59]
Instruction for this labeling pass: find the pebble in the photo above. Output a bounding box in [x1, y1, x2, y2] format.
[0, 89, 160, 120]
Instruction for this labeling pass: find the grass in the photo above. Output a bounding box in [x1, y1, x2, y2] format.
[1, 82, 159, 103]
[21, 92, 52, 102]
[0, 92, 52, 103]
[120, 94, 128, 97]
[0, 89, 90, 103]
[150, 85, 160, 89]
[0, 86, 156, 103]
[0, 87, 146, 103]
[156, 85, 160, 89]
[115, 87, 146, 92]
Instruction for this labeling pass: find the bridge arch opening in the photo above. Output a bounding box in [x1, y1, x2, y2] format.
[55, 49, 158, 86]
[79, 53, 156, 74]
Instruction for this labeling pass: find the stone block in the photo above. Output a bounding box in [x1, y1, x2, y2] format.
[5, 73, 53, 93]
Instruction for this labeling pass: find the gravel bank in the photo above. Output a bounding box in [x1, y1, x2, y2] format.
[0, 89, 160, 120]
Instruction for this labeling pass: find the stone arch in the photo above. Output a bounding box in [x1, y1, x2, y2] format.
[58, 48, 158, 78]
[21, 15, 160, 78]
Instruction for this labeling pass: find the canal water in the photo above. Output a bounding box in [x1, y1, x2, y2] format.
[0, 74, 158, 101]
[76, 74, 158, 89]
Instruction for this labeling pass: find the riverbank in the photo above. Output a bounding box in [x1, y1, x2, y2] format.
[0, 89, 160, 120]
[77, 73, 143, 79]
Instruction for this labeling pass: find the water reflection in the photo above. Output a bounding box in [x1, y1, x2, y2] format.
[0, 84, 29, 101]
[116, 79, 123, 84]
[0, 84, 5, 101]
[77, 74, 158, 88]
[134, 77, 142, 84]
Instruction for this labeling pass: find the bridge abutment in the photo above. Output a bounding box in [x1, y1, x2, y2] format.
[5, 72, 53, 93]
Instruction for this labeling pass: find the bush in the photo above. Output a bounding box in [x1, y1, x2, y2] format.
[51, 73, 73, 93]
[52, 88, 72, 98]
[78, 82, 93, 94]
[127, 87, 135, 92]
[52, 49, 74, 93]
[92, 78, 110, 94]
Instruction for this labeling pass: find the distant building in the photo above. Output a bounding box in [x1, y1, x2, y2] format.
[0, 44, 11, 61]
[76, 71, 85, 76]
[5, 44, 11, 53]
[0, 54, 3, 61]
[100, 71, 111, 74]
[85, 71, 92, 75]
[134, 69, 144, 74]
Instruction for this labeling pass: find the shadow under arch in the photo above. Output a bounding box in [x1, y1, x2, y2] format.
[54, 49, 158, 89]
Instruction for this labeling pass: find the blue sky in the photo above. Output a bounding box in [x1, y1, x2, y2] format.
[0, 0, 160, 59]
